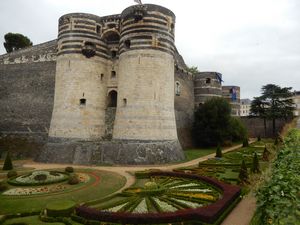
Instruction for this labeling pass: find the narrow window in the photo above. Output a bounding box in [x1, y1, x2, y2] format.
[124, 40, 131, 49]
[100, 74, 104, 81]
[111, 71, 116, 79]
[111, 50, 117, 59]
[96, 25, 101, 34]
[175, 81, 181, 96]
[123, 98, 127, 107]
[206, 78, 211, 84]
[80, 98, 86, 106]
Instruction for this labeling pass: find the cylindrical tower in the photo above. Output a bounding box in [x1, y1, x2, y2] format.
[194, 72, 222, 107]
[112, 4, 183, 162]
[49, 13, 109, 139]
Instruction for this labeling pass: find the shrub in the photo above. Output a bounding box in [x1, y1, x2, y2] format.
[2, 151, 13, 170]
[215, 145, 222, 158]
[238, 160, 249, 184]
[257, 135, 261, 142]
[242, 137, 249, 147]
[68, 174, 79, 185]
[7, 170, 18, 178]
[65, 167, 74, 173]
[34, 174, 47, 181]
[262, 146, 270, 161]
[0, 182, 8, 192]
[251, 152, 260, 173]
[46, 200, 76, 217]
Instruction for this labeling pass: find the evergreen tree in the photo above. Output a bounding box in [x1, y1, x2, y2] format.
[2, 152, 13, 171]
[238, 160, 249, 184]
[215, 145, 222, 158]
[257, 135, 261, 142]
[262, 146, 270, 161]
[3, 33, 32, 53]
[242, 137, 249, 147]
[251, 152, 260, 173]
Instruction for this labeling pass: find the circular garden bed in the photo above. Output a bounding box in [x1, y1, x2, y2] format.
[76, 171, 241, 224]
[8, 171, 69, 186]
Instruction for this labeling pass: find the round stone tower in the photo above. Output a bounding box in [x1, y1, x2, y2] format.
[49, 13, 109, 140]
[194, 72, 223, 107]
[112, 4, 184, 162]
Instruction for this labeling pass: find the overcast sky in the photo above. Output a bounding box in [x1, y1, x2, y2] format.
[0, 0, 299, 99]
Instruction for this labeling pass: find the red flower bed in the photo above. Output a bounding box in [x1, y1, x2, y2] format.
[76, 172, 241, 224]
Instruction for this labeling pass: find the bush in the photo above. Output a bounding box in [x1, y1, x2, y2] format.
[215, 145, 222, 158]
[257, 135, 261, 142]
[251, 152, 260, 173]
[0, 182, 8, 192]
[68, 174, 79, 185]
[242, 137, 249, 147]
[34, 174, 47, 181]
[238, 160, 249, 184]
[3, 151, 13, 170]
[65, 167, 74, 173]
[46, 200, 76, 217]
[262, 146, 270, 161]
[7, 170, 18, 178]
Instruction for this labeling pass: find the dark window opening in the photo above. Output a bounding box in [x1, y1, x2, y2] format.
[123, 98, 127, 107]
[170, 23, 175, 32]
[107, 23, 116, 29]
[100, 74, 104, 81]
[124, 40, 131, 49]
[134, 14, 143, 22]
[206, 78, 211, 84]
[96, 25, 101, 34]
[107, 90, 117, 107]
[102, 31, 120, 45]
[80, 98, 86, 106]
[111, 50, 117, 59]
[111, 71, 116, 79]
[82, 42, 96, 58]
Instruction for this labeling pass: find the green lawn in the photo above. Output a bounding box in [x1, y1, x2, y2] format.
[3, 216, 65, 225]
[0, 169, 126, 214]
[183, 148, 216, 161]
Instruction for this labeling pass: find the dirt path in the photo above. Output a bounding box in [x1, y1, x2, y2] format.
[221, 194, 256, 225]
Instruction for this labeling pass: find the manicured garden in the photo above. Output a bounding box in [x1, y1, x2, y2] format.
[0, 168, 126, 214]
[176, 139, 274, 185]
[0, 136, 294, 225]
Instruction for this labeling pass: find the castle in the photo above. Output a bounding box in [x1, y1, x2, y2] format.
[0, 4, 238, 165]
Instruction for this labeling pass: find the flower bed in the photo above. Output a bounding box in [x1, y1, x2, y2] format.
[76, 172, 241, 224]
[3, 172, 91, 196]
[8, 171, 69, 186]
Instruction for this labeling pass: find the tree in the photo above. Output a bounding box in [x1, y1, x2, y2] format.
[187, 66, 199, 75]
[242, 137, 249, 147]
[2, 152, 13, 170]
[238, 160, 249, 184]
[193, 97, 247, 146]
[193, 97, 231, 146]
[215, 145, 222, 158]
[251, 152, 260, 173]
[250, 97, 268, 136]
[3, 33, 32, 53]
[262, 146, 270, 161]
[250, 84, 295, 136]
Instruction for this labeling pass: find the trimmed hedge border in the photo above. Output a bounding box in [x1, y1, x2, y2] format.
[76, 172, 241, 224]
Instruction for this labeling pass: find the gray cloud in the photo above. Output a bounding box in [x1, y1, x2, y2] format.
[0, 0, 299, 99]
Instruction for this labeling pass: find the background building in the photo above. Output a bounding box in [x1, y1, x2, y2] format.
[293, 91, 300, 116]
[240, 99, 252, 117]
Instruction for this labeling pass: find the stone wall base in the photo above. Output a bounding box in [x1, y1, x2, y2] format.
[36, 138, 185, 165]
